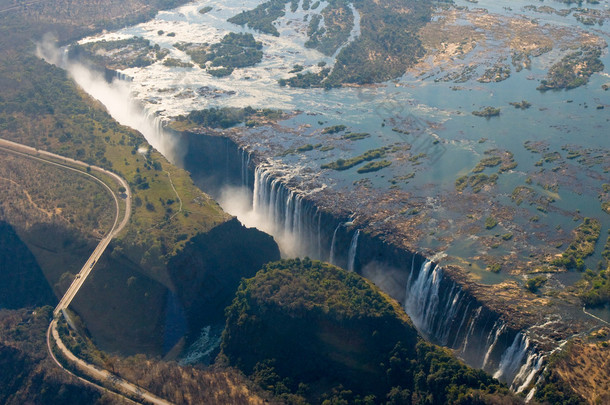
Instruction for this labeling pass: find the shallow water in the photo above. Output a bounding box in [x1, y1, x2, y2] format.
[79, 0, 610, 282]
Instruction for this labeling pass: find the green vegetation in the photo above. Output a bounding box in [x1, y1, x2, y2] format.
[485, 216, 498, 229]
[227, 0, 287, 36]
[472, 106, 501, 118]
[0, 307, 113, 404]
[455, 175, 468, 192]
[231, 0, 432, 85]
[171, 32, 263, 75]
[305, 0, 354, 56]
[326, 0, 432, 85]
[579, 268, 610, 307]
[162, 57, 193, 68]
[206, 32, 263, 69]
[278, 68, 334, 88]
[357, 160, 392, 173]
[509, 100, 532, 110]
[208, 67, 234, 77]
[537, 46, 604, 91]
[488, 263, 502, 273]
[478, 64, 511, 83]
[456, 173, 499, 193]
[222, 258, 515, 404]
[322, 124, 347, 134]
[174, 106, 284, 130]
[577, 232, 610, 307]
[173, 42, 208, 67]
[321, 145, 402, 171]
[526, 275, 547, 292]
[279, 143, 329, 156]
[472, 156, 502, 173]
[289, 64, 304, 73]
[69, 37, 168, 70]
[342, 132, 370, 141]
[551, 218, 601, 271]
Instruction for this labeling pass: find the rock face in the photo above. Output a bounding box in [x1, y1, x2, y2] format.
[168, 218, 281, 337]
[222, 259, 515, 403]
[71, 218, 280, 356]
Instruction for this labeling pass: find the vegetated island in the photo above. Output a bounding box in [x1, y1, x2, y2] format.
[221, 258, 518, 404]
[509, 100, 532, 110]
[472, 106, 501, 118]
[537, 46, 604, 91]
[232, 0, 432, 87]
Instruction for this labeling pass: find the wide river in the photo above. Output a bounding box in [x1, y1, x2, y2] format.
[76, 0, 609, 300]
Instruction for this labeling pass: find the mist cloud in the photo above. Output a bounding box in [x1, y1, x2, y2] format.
[35, 34, 185, 165]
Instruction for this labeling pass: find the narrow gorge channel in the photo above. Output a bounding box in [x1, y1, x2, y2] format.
[49, 42, 548, 394]
[175, 129, 546, 395]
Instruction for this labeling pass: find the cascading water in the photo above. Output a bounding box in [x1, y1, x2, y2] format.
[494, 333, 530, 382]
[191, 141, 546, 392]
[241, 148, 252, 189]
[347, 230, 360, 272]
[400, 258, 544, 388]
[251, 166, 323, 258]
[40, 32, 549, 394]
[482, 322, 506, 369]
[329, 223, 342, 265]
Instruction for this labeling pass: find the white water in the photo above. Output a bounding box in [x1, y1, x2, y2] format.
[494, 333, 530, 382]
[482, 322, 506, 369]
[347, 229, 360, 271]
[329, 223, 342, 265]
[179, 325, 222, 365]
[461, 306, 482, 354]
[35, 36, 185, 165]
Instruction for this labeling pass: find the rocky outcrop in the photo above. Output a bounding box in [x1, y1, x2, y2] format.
[222, 259, 517, 403]
[168, 218, 280, 340]
[69, 218, 280, 356]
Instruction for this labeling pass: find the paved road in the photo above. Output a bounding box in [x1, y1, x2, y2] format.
[0, 138, 131, 315]
[0, 138, 171, 405]
[47, 318, 172, 405]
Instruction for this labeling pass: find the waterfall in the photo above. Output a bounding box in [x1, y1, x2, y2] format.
[512, 352, 545, 393]
[482, 322, 506, 369]
[347, 230, 360, 272]
[329, 223, 342, 265]
[404, 260, 443, 338]
[45, 36, 548, 392]
[228, 157, 544, 390]
[452, 301, 471, 348]
[241, 148, 251, 188]
[438, 288, 462, 345]
[461, 307, 483, 354]
[250, 166, 324, 258]
[494, 333, 530, 382]
[316, 208, 322, 258]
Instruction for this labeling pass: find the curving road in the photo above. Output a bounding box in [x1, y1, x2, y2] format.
[0, 138, 172, 405]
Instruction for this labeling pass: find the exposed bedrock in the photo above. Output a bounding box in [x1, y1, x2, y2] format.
[177, 129, 546, 391]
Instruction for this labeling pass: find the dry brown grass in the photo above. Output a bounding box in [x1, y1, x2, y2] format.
[109, 355, 268, 405]
[553, 328, 610, 404]
[411, 8, 606, 77]
[0, 150, 114, 237]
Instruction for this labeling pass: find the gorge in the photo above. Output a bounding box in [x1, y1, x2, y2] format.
[34, 0, 610, 401]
